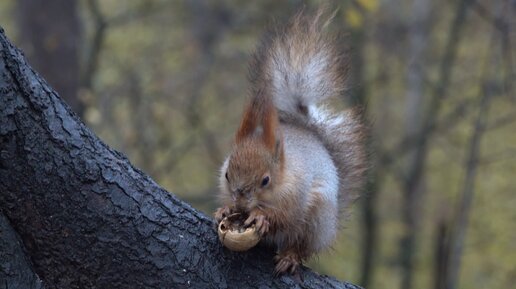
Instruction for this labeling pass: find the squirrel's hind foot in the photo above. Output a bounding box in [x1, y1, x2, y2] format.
[273, 250, 302, 276]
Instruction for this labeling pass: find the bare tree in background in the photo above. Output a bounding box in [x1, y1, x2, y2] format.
[398, 0, 474, 288]
[16, 0, 83, 117]
[443, 2, 510, 288]
[400, 0, 432, 288]
[184, 0, 230, 166]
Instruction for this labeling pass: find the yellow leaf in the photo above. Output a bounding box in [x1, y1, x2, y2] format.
[358, 0, 379, 12]
[345, 8, 363, 28]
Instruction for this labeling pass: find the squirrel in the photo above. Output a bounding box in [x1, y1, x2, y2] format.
[214, 10, 367, 276]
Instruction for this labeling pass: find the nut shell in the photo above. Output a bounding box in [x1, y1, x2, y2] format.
[217, 214, 260, 251]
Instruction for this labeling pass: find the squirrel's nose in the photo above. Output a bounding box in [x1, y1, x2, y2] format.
[235, 198, 248, 211]
[236, 188, 244, 195]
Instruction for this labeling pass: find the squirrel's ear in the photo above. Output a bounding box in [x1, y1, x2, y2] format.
[273, 138, 283, 162]
[261, 99, 278, 152]
[235, 95, 279, 149]
[235, 104, 256, 143]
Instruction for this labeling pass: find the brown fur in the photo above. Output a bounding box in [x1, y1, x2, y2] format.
[215, 9, 367, 275]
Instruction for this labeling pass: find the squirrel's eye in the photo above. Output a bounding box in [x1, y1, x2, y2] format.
[261, 176, 270, 187]
[225, 172, 229, 182]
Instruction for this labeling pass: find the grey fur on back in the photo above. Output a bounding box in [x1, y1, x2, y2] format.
[249, 10, 367, 212]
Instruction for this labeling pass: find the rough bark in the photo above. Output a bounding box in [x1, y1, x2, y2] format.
[0, 213, 45, 289]
[0, 28, 360, 289]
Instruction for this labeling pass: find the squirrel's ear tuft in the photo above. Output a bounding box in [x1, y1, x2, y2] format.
[261, 98, 279, 152]
[273, 138, 283, 162]
[235, 94, 279, 153]
[235, 101, 259, 143]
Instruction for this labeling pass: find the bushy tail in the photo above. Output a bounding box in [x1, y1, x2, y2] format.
[249, 10, 348, 118]
[249, 10, 367, 208]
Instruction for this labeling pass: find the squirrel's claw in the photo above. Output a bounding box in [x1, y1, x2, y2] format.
[273, 253, 301, 276]
[214, 206, 231, 223]
[244, 210, 270, 236]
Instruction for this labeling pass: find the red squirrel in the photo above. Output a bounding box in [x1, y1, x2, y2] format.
[214, 10, 367, 275]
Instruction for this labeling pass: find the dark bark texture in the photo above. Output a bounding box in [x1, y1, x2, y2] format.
[0, 28, 360, 289]
[0, 213, 45, 289]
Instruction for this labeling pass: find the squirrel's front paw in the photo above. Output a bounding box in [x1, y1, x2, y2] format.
[244, 210, 270, 236]
[214, 206, 232, 223]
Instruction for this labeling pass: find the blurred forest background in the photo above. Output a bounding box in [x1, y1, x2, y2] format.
[0, 0, 514, 288]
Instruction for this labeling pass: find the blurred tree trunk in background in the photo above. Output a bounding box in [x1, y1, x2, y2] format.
[16, 0, 83, 117]
[400, 0, 431, 288]
[399, 0, 473, 287]
[444, 2, 506, 287]
[445, 89, 492, 289]
[346, 9, 377, 289]
[184, 0, 229, 166]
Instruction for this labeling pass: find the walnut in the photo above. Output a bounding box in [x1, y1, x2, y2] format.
[217, 213, 260, 251]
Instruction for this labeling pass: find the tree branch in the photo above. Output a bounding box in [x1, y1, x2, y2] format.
[445, 78, 492, 289]
[0, 213, 45, 289]
[0, 28, 360, 289]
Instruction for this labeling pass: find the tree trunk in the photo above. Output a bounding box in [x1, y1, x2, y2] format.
[16, 0, 83, 117]
[0, 28, 360, 289]
[399, 0, 473, 288]
[0, 213, 45, 289]
[399, 1, 431, 288]
[349, 25, 378, 289]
